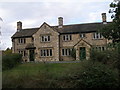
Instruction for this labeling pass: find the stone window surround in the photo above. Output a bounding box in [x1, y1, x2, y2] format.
[18, 49, 26, 57]
[93, 46, 106, 51]
[18, 38, 26, 44]
[40, 35, 51, 42]
[40, 48, 53, 57]
[62, 34, 72, 41]
[93, 33, 103, 39]
[61, 48, 73, 56]
[80, 33, 86, 38]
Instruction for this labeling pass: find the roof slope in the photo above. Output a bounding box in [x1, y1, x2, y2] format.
[52, 22, 106, 34]
[11, 22, 109, 38]
[11, 28, 39, 38]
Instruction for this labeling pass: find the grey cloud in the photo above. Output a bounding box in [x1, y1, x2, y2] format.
[0, 1, 112, 50]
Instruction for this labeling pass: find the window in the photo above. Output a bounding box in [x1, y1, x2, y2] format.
[93, 33, 103, 39]
[94, 46, 106, 51]
[40, 49, 52, 57]
[63, 35, 72, 41]
[18, 50, 26, 56]
[62, 48, 72, 56]
[41, 35, 50, 42]
[80, 33, 85, 38]
[18, 38, 26, 44]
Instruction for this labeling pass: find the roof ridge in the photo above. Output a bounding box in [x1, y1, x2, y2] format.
[22, 27, 40, 30]
[51, 22, 103, 27]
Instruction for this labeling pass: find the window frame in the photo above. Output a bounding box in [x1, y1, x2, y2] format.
[41, 35, 51, 42]
[18, 50, 26, 57]
[18, 38, 26, 44]
[80, 33, 86, 38]
[62, 34, 72, 41]
[61, 48, 72, 56]
[40, 49, 53, 57]
[93, 46, 106, 51]
[93, 33, 103, 39]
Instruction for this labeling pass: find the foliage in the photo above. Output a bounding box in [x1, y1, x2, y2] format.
[2, 53, 22, 70]
[100, 1, 120, 43]
[90, 43, 120, 68]
[3, 48, 12, 55]
[73, 61, 119, 88]
[70, 48, 76, 59]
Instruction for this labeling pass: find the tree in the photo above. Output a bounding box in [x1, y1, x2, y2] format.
[100, 1, 120, 43]
[100, 0, 120, 86]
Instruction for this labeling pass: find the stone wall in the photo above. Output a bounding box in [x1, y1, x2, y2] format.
[33, 23, 60, 62]
[12, 37, 33, 61]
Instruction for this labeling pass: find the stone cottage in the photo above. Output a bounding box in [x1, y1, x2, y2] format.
[11, 13, 111, 62]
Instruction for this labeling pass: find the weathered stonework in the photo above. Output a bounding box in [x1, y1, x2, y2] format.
[11, 16, 111, 62]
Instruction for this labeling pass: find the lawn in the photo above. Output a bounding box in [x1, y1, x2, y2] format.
[2, 61, 119, 88]
[2, 62, 82, 88]
[3, 62, 81, 77]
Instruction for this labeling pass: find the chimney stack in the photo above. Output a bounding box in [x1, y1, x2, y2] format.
[101, 13, 107, 24]
[58, 17, 63, 28]
[17, 21, 22, 32]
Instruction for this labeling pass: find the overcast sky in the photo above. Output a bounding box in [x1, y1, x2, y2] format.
[0, 0, 114, 50]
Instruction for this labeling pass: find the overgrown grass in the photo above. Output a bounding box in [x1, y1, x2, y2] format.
[2, 61, 119, 88]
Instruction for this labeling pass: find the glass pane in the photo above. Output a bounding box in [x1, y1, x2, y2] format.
[40, 50, 43, 56]
[48, 36, 50, 41]
[62, 49, 64, 55]
[47, 49, 49, 56]
[50, 49, 52, 56]
[69, 35, 72, 40]
[65, 49, 68, 55]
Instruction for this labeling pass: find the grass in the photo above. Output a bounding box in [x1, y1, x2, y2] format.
[2, 62, 82, 88]
[3, 62, 81, 77]
[2, 61, 119, 88]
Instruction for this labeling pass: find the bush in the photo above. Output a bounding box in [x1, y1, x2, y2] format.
[90, 48, 119, 66]
[75, 61, 119, 88]
[70, 48, 76, 59]
[2, 53, 22, 70]
[65, 61, 119, 88]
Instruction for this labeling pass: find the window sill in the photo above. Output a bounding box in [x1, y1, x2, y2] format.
[40, 56, 53, 58]
[17, 43, 26, 45]
[40, 41, 51, 43]
[62, 40, 72, 42]
[61, 55, 71, 57]
[80, 37, 87, 39]
[92, 38, 104, 40]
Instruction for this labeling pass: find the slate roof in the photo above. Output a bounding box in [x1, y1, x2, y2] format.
[11, 28, 39, 38]
[11, 22, 109, 38]
[52, 22, 106, 34]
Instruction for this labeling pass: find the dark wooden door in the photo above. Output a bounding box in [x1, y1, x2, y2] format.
[80, 47, 86, 60]
[29, 50, 34, 61]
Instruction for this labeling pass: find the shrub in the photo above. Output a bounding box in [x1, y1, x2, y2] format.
[70, 48, 76, 59]
[75, 61, 119, 88]
[2, 53, 22, 70]
[90, 48, 119, 66]
[65, 61, 119, 88]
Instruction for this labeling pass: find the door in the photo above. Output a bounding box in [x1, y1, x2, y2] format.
[29, 50, 35, 61]
[80, 47, 86, 60]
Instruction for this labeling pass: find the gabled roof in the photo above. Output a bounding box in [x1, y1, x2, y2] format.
[73, 39, 92, 47]
[11, 22, 110, 38]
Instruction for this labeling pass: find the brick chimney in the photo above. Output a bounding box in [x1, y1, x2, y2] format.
[17, 21, 22, 32]
[58, 17, 63, 28]
[101, 13, 107, 24]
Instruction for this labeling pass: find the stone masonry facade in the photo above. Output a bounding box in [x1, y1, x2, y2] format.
[11, 13, 111, 62]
